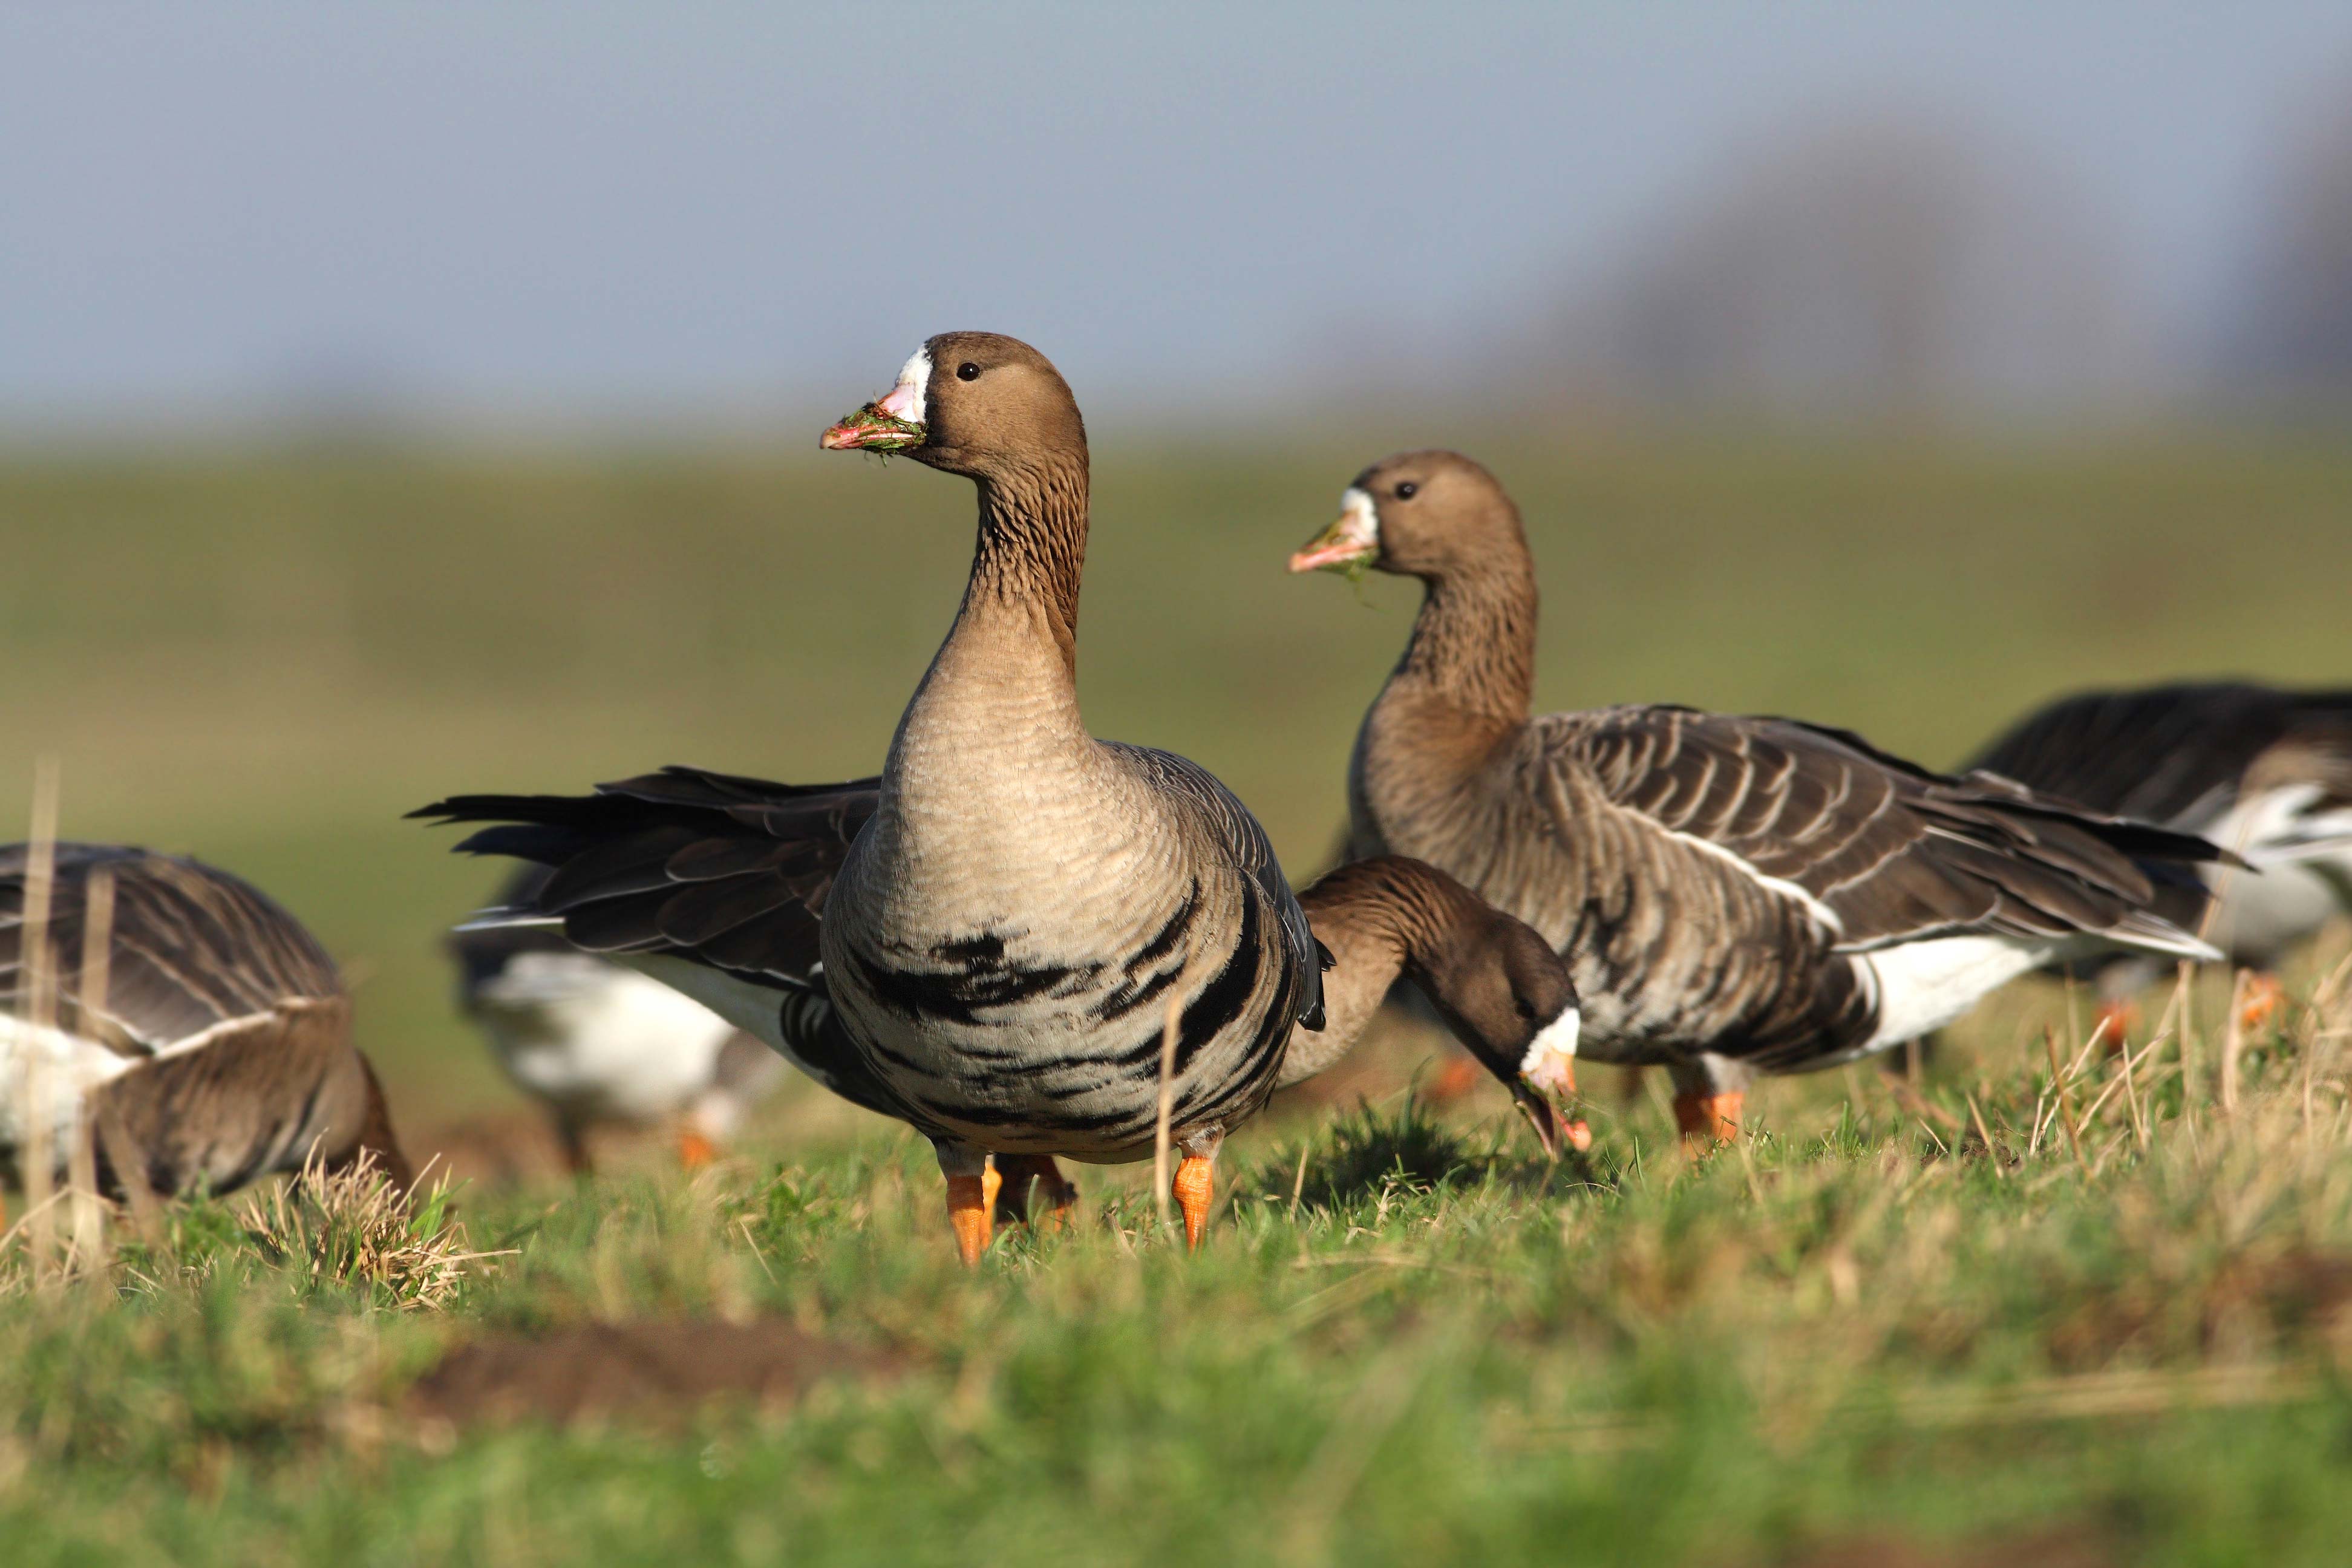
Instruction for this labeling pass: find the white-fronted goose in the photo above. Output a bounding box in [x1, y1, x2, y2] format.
[450, 863, 786, 1174]
[423, 332, 1324, 1262]
[1281, 855, 1584, 1152]
[1967, 681, 2352, 1030]
[1288, 451, 2230, 1146]
[425, 774, 1586, 1232]
[1, 843, 410, 1216]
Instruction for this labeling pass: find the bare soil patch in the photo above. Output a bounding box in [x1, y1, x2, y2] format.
[1780, 1526, 2117, 1568]
[408, 1319, 904, 1429]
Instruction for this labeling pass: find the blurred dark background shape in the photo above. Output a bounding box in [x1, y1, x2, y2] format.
[1553, 114, 2146, 423]
[2226, 75, 2352, 402]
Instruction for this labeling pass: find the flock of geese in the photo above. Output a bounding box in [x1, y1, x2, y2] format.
[5, 331, 2350, 1264]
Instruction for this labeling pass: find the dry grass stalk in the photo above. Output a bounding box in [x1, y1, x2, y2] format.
[65, 867, 113, 1284]
[237, 1148, 497, 1312]
[1153, 986, 1181, 1236]
[2220, 969, 2250, 1114]
[16, 759, 61, 1293]
[2043, 1030, 2089, 1175]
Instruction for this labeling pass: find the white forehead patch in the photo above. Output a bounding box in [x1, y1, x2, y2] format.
[1339, 486, 1380, 544]
[1519, 1006, 1580, 1089]
[877, 345, 932, 423]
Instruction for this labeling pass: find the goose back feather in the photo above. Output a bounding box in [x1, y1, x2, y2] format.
[1, 844, 407, 1194]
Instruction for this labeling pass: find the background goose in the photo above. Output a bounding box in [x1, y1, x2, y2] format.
[1966, 681, 2352, 1031]
[426, 332, 1327, 1262]
[1, 843, 410, 1215]
[1288, 450, 2230, 1146]
[450, 863, 786, 1174]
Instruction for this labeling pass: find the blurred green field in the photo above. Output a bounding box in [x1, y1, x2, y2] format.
[4, 430, 2345, 1129]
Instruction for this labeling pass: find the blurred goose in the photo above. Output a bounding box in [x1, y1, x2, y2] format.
[450, 863, 786, 1174]
[1, 843, 410, 1217]
[422, 332, 1325, 1263]
[1289, 451, 2230, 1147]
[1966, 681, 2352, 1031]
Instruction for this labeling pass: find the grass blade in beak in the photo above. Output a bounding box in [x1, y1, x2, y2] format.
[820, 403, 926, 452]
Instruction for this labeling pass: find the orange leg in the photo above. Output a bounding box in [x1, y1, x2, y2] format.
[944, 1161, 1006, 1267]
[1424, 1057, 1481, 1104]
[2239, 972, 2286, 1033]
[1672, 1090, 1745, 1152]
[2091, 999, 2140, 1055]
[676, 1126, 720, 1169]
[1172, 1154, 1216, 1250]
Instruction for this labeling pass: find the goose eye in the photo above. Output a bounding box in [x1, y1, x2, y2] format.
[1394, 482, 1418, 500]
[956, 362, 981, 382]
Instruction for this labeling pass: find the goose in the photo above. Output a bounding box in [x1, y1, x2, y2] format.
[450, 863, 786, 1174]
[1287, 450, 2230, 1147]
[419, 332, 1331, 1263]
[1965, 681, 2352, 1033]
[2, 843, 411, 1218]
[422, 795, 1583, 1256]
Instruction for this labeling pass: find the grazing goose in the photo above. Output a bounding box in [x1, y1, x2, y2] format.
[1287, 450, 2230, 1146]
[1280, 855, 1584, 1154]
[451, 863, 786, 1174]
[1, 843, 410, 1215]
[423, 332, 1324, 1262]
[1967, 682, 2352, 1031]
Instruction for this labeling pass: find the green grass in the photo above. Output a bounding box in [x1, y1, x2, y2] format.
[6, 958, 2352, 1566]
[3, 432, 2350, 1563]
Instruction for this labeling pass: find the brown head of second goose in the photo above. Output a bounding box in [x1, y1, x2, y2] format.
[420, 334, 1584, 1263]
[2, 843, 411, 1217]
[1288, 450, 2233, 1147]
[1966, 681, 2352, 1034]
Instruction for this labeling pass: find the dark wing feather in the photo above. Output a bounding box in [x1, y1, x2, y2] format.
[0, 843, 341, 1053]
[1964, 682, 2317, 823]
[1552, 706, 2225, 954]
[413, 769, 925, 1127]
[413, 768, 879, 992]
[1103, 743, 1325, 1030]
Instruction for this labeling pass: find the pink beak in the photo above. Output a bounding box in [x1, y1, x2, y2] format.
[820, 377, 927, 452]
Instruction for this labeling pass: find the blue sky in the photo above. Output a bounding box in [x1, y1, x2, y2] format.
[5, 2, 2348, 425]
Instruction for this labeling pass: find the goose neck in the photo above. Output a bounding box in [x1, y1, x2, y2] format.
[955, 463, 1089, 676]
[1395, 559, 1538, 724]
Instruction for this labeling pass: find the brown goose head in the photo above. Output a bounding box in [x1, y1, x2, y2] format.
[1310, 856, 1583, 1158]
[1287, 449, 1525, 583]
[1405, 890, 1583, 1159]
[821, 331, 1087, 481]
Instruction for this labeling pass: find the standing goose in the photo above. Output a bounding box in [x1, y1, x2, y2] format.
[423, 333, 1325, 1261]
[419, 761, 1586, 1241]
[1287, 450, 2230, 1146]
[2, 843, 411, 1214]
[1966, 681, 2352, 1031]
[450, 863, 786, 1174]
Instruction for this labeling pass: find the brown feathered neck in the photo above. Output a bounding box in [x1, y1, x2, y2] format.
[1278, 857, 1508, 1087]
[1390, 537, 1539, 731]
[961, 455, 1091, 679]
